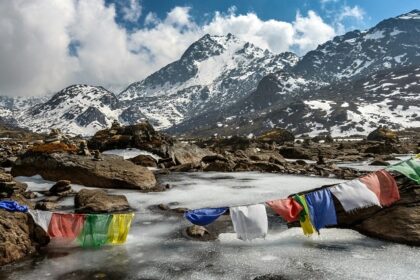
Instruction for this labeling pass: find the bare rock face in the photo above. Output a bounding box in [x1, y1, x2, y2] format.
[168, 142, 214, 165]
[11, 153, 157, 191]
[75, 189, 130, 213]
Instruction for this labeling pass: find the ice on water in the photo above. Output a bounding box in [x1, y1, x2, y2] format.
[3, 172, 420, 280]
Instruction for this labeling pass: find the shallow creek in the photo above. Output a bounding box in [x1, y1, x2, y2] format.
[1, 172, 419, 280]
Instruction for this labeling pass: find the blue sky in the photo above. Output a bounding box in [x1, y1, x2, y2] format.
[1, 0, 418, 97]
[109, 0, 419, 31]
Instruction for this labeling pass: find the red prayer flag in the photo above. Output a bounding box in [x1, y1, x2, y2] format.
[266, 198, 303, 222]
[360, 170, 400, 206]
[48, 213, 85, 240]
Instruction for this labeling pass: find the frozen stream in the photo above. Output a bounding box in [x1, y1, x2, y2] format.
[1, 172, 419, 280]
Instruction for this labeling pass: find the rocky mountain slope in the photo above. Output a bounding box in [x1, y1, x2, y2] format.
[169, 65, 420, 137]
[119, 33, 299, 129]
[1, 10, 419, 137]
[16, 85, 122, 135]
[168, 10, 420, 137]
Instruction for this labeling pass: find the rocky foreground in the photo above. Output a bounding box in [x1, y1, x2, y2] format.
[0, 122, 419, 266]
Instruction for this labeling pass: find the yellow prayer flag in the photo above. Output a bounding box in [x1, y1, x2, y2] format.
[107, 213, 135, 244]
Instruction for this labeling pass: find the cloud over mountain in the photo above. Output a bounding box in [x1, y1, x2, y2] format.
[0, 0, 354, 97]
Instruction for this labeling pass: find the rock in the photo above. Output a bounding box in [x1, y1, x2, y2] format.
[367, 127, 398, 142]
[169, 163, 200, 172]
[168, 142, 214, 165]
[129, 154, 157, 167]
[29, 142, 78, 154]
[279, 147, 311, 159]
[12, 153, 157, 191]
[186, 225, 209, 238]
[257, 128, 295, 144]
[49, 180, 71, 194]
[0, 207, 49, 266]
[370, 159, 390, 166]
[75, 189, 130, 213]
[364, 143, 401, 154]
[88, 121, 172, 157]
[35, 201, 58, 211]
[201, 154, 228, 163]
[204, 161, 234, 172]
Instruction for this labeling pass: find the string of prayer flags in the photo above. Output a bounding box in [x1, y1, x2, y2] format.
[360, 170, 400, 206]
[292, 195, 315, 236]
[230, 204, 268, 241]
[387, 158, 420, 184]
[266, 198, 303, 222]
[77, 214, 113, 248]
[0, 200, 28, 212]
[107, 213, 135, 244]
[305, 189, 338, 232]
[48, 213, 85, 240]
[184, 207, 228, 226]
[330, 180, 381, 212]
[29, 210, 53, 233]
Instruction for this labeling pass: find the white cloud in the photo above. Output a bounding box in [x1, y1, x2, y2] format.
[338, 5, 365, 21]
[0, 0, 338, 97]
[121, 0, 142, 22]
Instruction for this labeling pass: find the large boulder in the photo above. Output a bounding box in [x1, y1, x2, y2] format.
[367, 127, 399, 142]
[75, 189, 130, 213]
[168, 142, 214, 165]
[129, 154, 157, 168]
[11, 153, 157, 191]
[88, 121, 172, 157]
[257, 128, 294, 144]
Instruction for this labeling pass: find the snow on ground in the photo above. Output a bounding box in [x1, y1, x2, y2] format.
[102, 148, 161, 160]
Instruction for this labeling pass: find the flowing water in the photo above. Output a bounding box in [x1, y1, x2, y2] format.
[1, 172, 419, 280]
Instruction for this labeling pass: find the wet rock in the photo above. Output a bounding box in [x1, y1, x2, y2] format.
[254, 275, 291, 280]
[370, 159, 390, 166]
[12, 153, 157, 191]
[201, 154, 228, 163]
[169, 163, 201, 172]
[129, 154, 157, 167]
[49, 180, 72, 195]
[35, 201, 58, 211]
[75, 189, 130, 213]
[204, 161, 234, 172]
[186, 225, 210, 238]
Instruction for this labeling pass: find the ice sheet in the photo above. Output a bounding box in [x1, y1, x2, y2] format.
[4, 172, 420, 280]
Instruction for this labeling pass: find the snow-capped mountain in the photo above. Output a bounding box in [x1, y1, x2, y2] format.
[168, 10, 420, 137]
[17, 85, 122, 135]
[170, 64, 420, 137]
[119, 33, 299, 129]
[294, 9, 420, 82]
[1, 10, 420, 137]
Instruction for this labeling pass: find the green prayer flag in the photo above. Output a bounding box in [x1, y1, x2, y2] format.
[387, 159, 420, 184]
[77, 214, 112, 248]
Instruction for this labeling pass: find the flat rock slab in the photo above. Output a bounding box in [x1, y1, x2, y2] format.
[12, 153, 157, 191]
[75, 189, 130, 213]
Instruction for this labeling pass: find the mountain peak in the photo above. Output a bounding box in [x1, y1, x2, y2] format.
[396, 9, 420, 20]
[180, 33, 242, 61]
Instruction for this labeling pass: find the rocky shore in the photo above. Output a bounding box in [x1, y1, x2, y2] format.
[0, 122, 419, 266]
